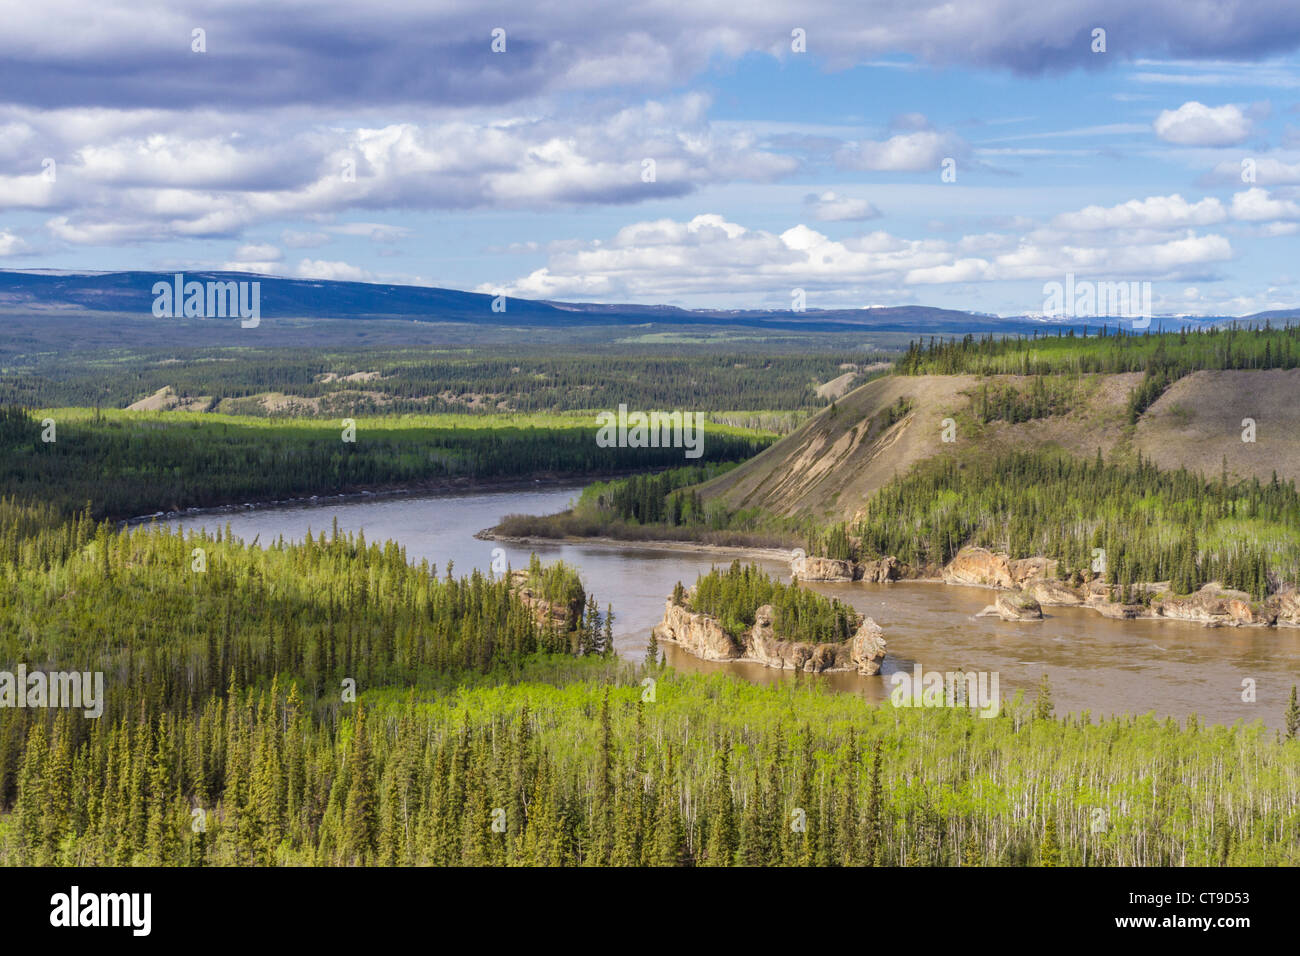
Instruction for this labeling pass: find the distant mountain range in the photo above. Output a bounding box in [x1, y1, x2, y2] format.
[1, 269, 1294, 336]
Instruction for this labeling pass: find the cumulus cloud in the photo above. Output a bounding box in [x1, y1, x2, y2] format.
[1154, 101, 1253, 145]
[295, 258, 373, 281]
[484, 209, 1235, 302]
[835, 130, 963, 171]
[1052, 194, 1227, 230]
[1230, 186, 1300, 221]
[803, 191, 882, 221]
[0, 230, 29, 256]
[3, 96, 798, 244]
[221, 242, 281, 273]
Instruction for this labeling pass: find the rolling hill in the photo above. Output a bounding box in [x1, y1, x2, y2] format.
[0, 269, 1225, 339]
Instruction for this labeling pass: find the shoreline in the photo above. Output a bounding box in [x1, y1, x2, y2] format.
[120, 473, 609, 527]
[478, 530, 796, 563]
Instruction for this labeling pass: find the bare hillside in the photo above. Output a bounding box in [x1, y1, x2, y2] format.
[700, 374, 974, 522]
[703, 369, 1300, 524]
[1136, 369, 1300, 482]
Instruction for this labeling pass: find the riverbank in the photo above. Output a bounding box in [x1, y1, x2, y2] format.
[123, 472, 620, 527]
[478, 529, 795, 563]
[793, 546, 1300, 630]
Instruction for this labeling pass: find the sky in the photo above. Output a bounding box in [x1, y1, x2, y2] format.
[2, 0, 1300, 317]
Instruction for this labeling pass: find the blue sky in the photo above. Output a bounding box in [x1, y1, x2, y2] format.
[2, 1, 1300, 317]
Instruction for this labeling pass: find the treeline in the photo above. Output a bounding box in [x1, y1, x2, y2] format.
[806, 449, 1298, 599]
[5, 668, 1298, 866]
[492, 463, 794, 547]
[0, 347, 879, 414]
[583, 464, 734, 526]
[897, 323, 1300, 377]
[0, 408, 771, 519]
[683, 561, 858, 643]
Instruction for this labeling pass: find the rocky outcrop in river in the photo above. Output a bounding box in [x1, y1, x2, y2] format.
[792, 544, 1286, 628]
[652, 601, 743, 661]
[652, 596, 888, 675]
[1153, 584, 1270, 626]
[790, 554, 857, 582]
[791, 552, 899, 583]
[976, 589, 1043, 622]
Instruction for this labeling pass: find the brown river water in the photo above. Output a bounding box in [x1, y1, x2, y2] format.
[165, 483, 1300, 730]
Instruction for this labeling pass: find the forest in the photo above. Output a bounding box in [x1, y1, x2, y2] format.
[807, 449, 1297, 600]
[1, 497, 1297, 866]
[680, 561, 859, 644]
[0, 407, 772, 519]
[0, 345, 880, 415]
[896, 323, 1300, 377]
[493, 463, 783, 546]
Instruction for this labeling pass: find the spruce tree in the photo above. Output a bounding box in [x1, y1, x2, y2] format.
[1033, 674, 1055, 721]
[1040, 813, 1061, 867]
[342, 706, 379, 864]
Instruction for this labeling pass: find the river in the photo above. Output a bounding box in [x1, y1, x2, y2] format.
[165, 483, 1300, 729]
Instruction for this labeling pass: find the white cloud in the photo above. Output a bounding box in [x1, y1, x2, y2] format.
[803, 191, 882, 221]
[221, 260, 279, 274]
[835, 130, 962, 171]
[1052, 194, 1227, 230]
[906, 259, 990, 284]
[43, 216, 160, 244]
[233, 243, 282, 261]
[1153, 101, 1252, 146]
[0, 230, 29, 256]
[485, 211, 1235, 302]
[1230, 186, 1300, 221]
[7, 96, 800, 245]
[295, 258, 373, 281]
